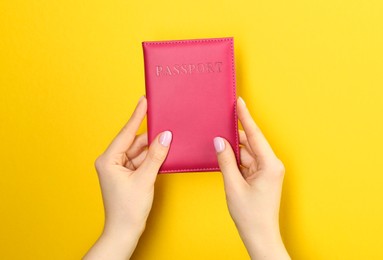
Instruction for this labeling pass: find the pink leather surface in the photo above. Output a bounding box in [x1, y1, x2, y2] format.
[142, 37, 239, 173]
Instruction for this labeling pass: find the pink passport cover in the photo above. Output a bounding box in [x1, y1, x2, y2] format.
[142, 37, 239, 173]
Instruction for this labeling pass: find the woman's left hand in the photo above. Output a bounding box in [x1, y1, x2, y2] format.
[84, 96, 172, 260]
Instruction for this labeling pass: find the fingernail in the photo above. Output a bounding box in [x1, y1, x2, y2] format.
[159, 131, 172, 147]
[138, 95, 145, 102]
[238, 96, 246, 106]
[214, 137, 225, 153]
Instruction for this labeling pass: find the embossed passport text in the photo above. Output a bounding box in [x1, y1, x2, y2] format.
[142, 37, 239, 173]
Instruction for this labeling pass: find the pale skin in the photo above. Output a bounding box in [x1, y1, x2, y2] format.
[83, 96, 290, 260]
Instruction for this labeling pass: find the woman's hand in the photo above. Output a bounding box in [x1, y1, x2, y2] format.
[84, 96, 172, 260]
[214, 97, 290, 260]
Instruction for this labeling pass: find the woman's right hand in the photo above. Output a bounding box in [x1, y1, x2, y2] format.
[213, 97, 290, 260]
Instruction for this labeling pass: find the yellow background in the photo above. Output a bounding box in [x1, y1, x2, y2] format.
[1, 0, 382, 259]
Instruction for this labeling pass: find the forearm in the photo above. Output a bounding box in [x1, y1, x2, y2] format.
[239, 226, 290, 260]
[83, 227, 143, 260]
[246, 237, 290, 260]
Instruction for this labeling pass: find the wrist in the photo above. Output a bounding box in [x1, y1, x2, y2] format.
[237, 224, 290, 260]
[83, 224, 145, 260]
[102, 220, 146, 245]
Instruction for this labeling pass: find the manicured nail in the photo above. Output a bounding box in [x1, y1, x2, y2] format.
[159, 131, 172, 147]
[238, 96, 246, 106]
[214, 137, 225, 153]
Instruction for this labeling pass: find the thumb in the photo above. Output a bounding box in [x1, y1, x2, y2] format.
[138, 131, 172, 179]
[214, 137, 246, 188]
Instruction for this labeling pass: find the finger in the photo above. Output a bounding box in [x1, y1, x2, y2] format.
[240, 146, 254, 168]
[125, 149, 148, 170]
[105, 96, 147, 155]
[239, 130, 255, 157]
[214, 137, 247, 189]
[237, 97, 276, 160]
[239, 166, 252, 180]
[136, 131, 172, 182]
[126, 133, 148, 159]
[131, 149, 148, 168]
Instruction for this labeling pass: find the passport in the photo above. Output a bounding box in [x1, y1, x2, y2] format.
[142, 37, 239, 173]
